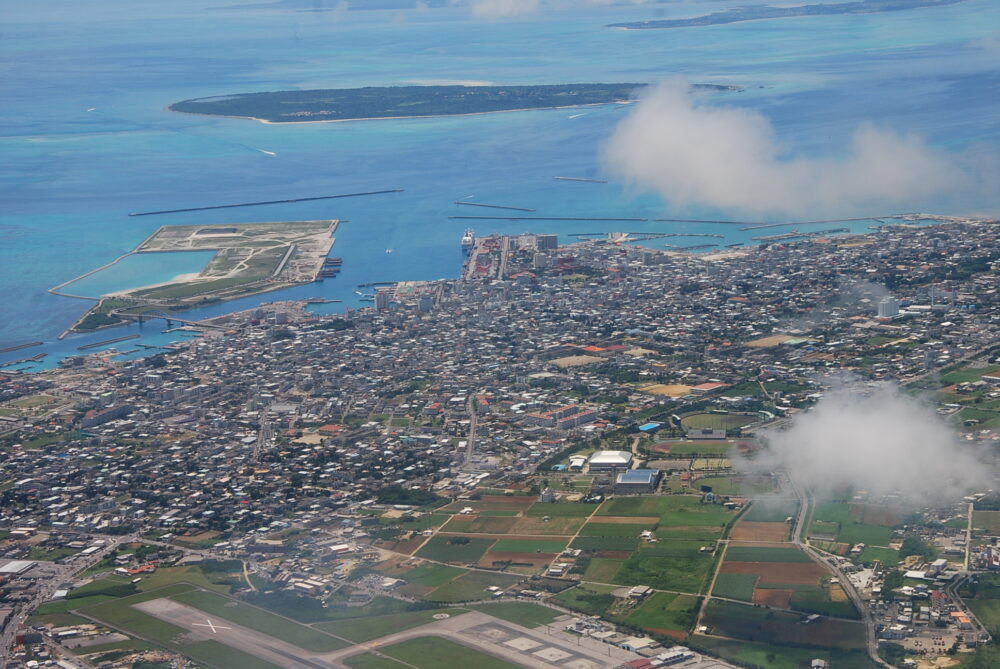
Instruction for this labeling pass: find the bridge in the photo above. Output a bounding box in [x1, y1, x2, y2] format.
[113, 309, 227, 330]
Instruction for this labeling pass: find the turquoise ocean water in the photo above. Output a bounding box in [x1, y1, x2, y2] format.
[1, 0, 998, 369]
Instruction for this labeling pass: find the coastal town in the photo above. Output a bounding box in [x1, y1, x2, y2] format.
[1, 218, 999, 669]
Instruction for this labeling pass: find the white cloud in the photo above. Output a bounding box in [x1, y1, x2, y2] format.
[603, 81, 969, 217]
[750, 383, 989, 502]
[470, 0, 540, 19]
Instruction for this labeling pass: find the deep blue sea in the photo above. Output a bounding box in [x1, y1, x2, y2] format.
[1, 0, 998, 369]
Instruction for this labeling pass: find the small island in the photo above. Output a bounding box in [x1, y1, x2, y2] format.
[608, 0, 964, 30]
[169, 83, 645, 123]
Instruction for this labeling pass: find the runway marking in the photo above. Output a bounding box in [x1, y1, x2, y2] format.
[192, 618, 232, 634]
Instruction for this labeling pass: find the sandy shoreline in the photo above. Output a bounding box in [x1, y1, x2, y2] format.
[168, 100, 633, 125]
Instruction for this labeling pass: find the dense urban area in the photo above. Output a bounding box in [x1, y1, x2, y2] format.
[2, 218, 1000, 669]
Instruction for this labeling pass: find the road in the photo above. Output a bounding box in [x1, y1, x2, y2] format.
[786, 478, 891, 668]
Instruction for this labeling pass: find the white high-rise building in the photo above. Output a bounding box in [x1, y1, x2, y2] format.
[877, 296, 900, 319]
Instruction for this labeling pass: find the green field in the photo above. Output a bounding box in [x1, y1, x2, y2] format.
[681, 413, 757, 430]
[743, 499, 799, 523]
[615, 544, 715, 592]
[425, 570, 522, 603]
[319, 609, 468, 642]
[583, 558, 627, 583]
[415, 535, 496, 563]
[701, 600, 866, 650]
[579, 522, 651, 537]
[836, 523, 893, 546]
[695, 476, 773, 496]
[693, 636, 878, 669]
[525, 502, 594, 517]
[570, 535, 639, 551]
[967, 600, 1000, 635]
[490, 538, 567, 553]
[553, 584, 616, 615]
[470, 602, 562, 627]
[170, 589, 348, 651]
[401, 563, 466, 587]
[598, 495, 736, 529]
[724, 546, 813, 563]
[652, 440, 733, 457]
[364, 636, 524, 669]
[712, 573, 758, 601]
[858, 546, 901, 565]
[624, 592, 700, 634]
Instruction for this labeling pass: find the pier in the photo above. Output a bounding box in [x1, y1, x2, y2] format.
[127, 189, 403, 217]
[752, 227, 850, 242]
[0, 353, 46, 368]
[553, 176, 608, 183]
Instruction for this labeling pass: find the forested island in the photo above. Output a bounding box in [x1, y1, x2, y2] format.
[169, 83, 647, 123]
[608, 0, 965, 30]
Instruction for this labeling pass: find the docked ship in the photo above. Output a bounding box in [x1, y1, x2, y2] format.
[461, 228, 475, 252]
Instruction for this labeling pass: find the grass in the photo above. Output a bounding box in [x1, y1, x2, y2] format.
[693, 636, 878, 669]
[681, 413, 757, 430]
[400, 563, 466, 587]
[553, 584, 616, 615]
[425, 570, 521, 603]
[615, 544, 714, 593]
[368, 637, 525, 669]
[858, 546, 901, 565]
[319, 609, 468, 642]
[583, 557, 626, 583]
[624, 592, 700, 634]
[968, 600, 1000, 635]
[570, 535, 639, 551]
[525, 502, 594, 517]
[174, 640, 282, 669]
[712, 573, 758, 601]
[345, 655, 410, 669]
[579, 522, 652, 537]
[724, 546, 813, 563]
[701, 600, 866, 650]
[79, 584, 198, 645]
[490, 538, 567, 553]
[837, 523, 893, 546]
[170, 589, 348, 652]
[415, 535, 496, 564]
[470, 602, 562, 627]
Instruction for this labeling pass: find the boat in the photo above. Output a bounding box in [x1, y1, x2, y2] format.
[461, 228, 475, 252]
[385, 248, 394, 254]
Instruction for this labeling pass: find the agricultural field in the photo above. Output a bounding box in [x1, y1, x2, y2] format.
[701, 600, 866, 650]
[623, 592, 700, 638]
[718, 543, 857, 618]
[553, 584, 616, 616]
[423, 570, 522, 603]
[960, 574, 1000, 635]
[695, 475, 774, 496]
[809, 501, 898, 552]
[973, 510, 1000, 533]
[693, 636, 877, 669]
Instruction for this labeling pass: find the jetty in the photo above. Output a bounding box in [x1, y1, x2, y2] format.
[454, 202, 535, 212]
[0, 341, 43, 355]
[553, 176, 608, 183]
[78, 334, 141, 351]
[128, 189, 403, 217]
[0, 353, 47, 368]
[449, 215, 648, 222]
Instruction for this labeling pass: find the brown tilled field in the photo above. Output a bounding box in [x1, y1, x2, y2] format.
[390, 538, 425, 555]
[753, 588, 793, 608]
[730, 522, 789, 542]
[510, 516, 586, 535]
[721, 561, 827, 584]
